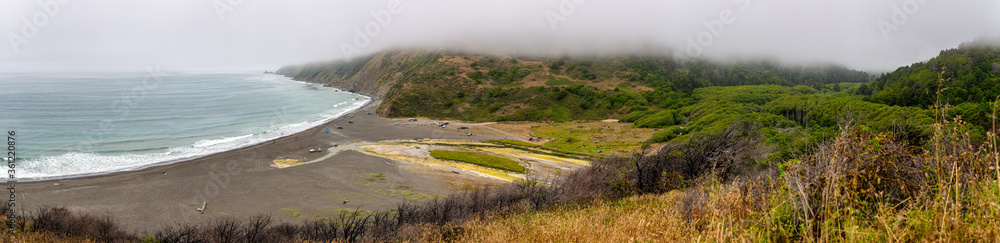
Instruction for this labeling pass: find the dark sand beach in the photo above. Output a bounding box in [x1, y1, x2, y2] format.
[17, 101, 518, 233]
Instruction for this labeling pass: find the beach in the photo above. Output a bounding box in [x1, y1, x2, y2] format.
[16, 101, 520, 233]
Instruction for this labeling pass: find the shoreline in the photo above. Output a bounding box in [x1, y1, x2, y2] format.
[18, 80, 372, 182]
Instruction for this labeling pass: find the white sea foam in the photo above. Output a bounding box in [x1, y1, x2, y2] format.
[192, 134, 254, 148]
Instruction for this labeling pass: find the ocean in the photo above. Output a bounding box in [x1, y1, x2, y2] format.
[0, 71, 368, 181]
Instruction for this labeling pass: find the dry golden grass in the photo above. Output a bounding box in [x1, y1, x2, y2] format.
[454, 193, 693, 242]
[451, 176, 1000, 242]
[451, 180, 784, 242]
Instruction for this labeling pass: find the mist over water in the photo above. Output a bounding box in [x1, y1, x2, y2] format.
[0, 72, 369, 180]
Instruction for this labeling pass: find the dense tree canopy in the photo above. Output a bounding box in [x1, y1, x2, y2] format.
[866, 39, 1000, 108]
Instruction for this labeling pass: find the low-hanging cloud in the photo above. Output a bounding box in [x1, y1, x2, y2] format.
[1, 0, 997, 72]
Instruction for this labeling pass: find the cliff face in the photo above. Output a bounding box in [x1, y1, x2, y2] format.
[276, 50, 441, 113]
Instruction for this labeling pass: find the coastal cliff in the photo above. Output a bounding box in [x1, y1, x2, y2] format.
[277, 50, 441, 114]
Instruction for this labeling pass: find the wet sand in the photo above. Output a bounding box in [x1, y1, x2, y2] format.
[16, 101, 517, 233]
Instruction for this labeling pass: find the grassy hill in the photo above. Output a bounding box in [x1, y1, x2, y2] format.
[279, 50, 879, 161]
[861, 38, 1000, 130]
[278, 51, 869, 122]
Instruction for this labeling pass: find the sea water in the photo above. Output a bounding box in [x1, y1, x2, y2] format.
[0, 71, 368, 180]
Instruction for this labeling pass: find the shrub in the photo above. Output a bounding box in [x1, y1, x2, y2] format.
[567, 121, 766, 199]
[549, 59, 566, 70]
[647, 126, 686, 143]
[544, 78, 583, 86]
[634, 110, 682, 128]
[467, 71, 485, 81]
[790, 125, 928, 214]
[20, 207, 131, 242]
[779, 116, 994, 240]
[635, 121, 766, 192]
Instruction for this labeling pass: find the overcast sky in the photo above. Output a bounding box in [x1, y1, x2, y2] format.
[1, 0, 997, 73]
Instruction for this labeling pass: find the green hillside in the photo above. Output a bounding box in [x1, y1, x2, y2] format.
[277, 51, 883, 161]
[276, 41, 999, 160]
[866, 38, 1000, 107]
[280, 52, 869, 123]
[862, 38, 1000, 130]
